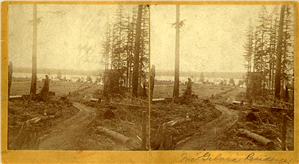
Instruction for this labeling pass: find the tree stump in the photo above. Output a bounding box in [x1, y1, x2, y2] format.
[104, 109, 115, 119]
[36, 75, 50, 101]
[246, 112, 257, 122]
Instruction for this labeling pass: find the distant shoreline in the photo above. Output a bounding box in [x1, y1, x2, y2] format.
[12, 67, 246, 79]
[13, 67, 103, 76]
[156, 70, 246, 79]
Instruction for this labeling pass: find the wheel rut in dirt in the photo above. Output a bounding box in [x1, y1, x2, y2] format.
[175, 105, 238, 150]
[37, 102, 96, 150]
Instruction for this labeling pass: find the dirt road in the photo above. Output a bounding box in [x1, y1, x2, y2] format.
[37, 102, 96, 150]
[214, 87, 245, 103]
[175, 105, 238, 150]
[174, 87, 243, 150]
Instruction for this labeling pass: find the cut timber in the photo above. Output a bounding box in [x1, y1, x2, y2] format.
[151, 124, 174, 150]
[151, 118, 192, 150]
[11, 114, 56, 149]
[9, 95, 23, 101]
[152, 98, 174, 104]
[251, 105, 293, 111]
[90, 98, 100, 102]
[10, 94, 38, 101]
[27, 115, 56, 124]
[97, 126, 132, 145]
[240, 129, 274, 149]
[152, 98, 166, 104]
[232, 101, 241, 104]
[165, 118, 192, 127]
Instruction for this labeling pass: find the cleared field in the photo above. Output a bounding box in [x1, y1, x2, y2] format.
[10, 78, 101, 96]
[153, 82, 235, 99]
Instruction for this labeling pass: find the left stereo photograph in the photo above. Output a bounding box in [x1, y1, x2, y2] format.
[7, 4, 150, 150]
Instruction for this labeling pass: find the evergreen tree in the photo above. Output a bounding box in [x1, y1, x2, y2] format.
[243, 5, 294, 102]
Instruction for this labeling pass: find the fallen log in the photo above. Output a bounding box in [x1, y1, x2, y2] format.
[26, 115, 56, 125]
[9, 95, 23, 101]
[165, 118, 192, 127]
[151, 118, 192, 150]
[151, 124, 174, 150]
[11, 114, 56, 149]
[239, 129, 274, 149]
[251, 105, 293, 111]
[152, 98, 166, 104]
[90, 98, 100, 102]
[96, 126, 132, 145]
[9, 94, 37, 101]
[26, 117, 42, 125]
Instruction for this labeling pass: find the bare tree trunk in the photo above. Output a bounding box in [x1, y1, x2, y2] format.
[269, 58, 272, 92]
[132, 5, 143, 97]
[111, 25, 115, 70]
[275, 5, 286, 100]
[129, 61, 132, 90]
[125, 18, 130, 89]
[30, 4, 37, 100]
[150, 65, 155, 102]
[173, 5, 180, 98]
[138, 50, 143, 96]
[8, 62, 13, 98]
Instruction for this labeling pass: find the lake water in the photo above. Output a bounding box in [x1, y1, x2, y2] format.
[155, 75, 242, 84]
[13, 72, 100, 83]
[13, 73, 242, 85]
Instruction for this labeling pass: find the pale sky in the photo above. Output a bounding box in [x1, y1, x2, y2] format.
[8, 4, 135, 70]
[150, 5, 279, 72]
[9, 4, 282, 72]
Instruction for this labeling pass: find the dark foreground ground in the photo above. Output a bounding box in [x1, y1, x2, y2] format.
[8, 79, 148, 150]
[8, 79, 294, 150]
[151, 82, 294, 150]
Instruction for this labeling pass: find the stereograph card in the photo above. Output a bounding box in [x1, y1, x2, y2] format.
[1, 1, 298, 164]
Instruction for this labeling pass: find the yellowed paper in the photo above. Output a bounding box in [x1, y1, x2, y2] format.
[1, 1, 298, 164]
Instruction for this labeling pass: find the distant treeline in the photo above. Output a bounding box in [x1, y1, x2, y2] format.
[13, 67, 246, 79]
[155, 70, 246, 79]
[13, 67, 103, 76]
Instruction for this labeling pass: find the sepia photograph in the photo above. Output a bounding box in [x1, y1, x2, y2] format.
[1, 1, 298, 164]
[150, 4, 295, 151]
[7, 4, 150, 150]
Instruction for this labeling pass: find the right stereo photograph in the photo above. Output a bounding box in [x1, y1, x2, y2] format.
[149, 4, 295, 151]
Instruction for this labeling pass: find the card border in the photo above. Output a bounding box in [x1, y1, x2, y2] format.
[1, 1, 298, 164]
